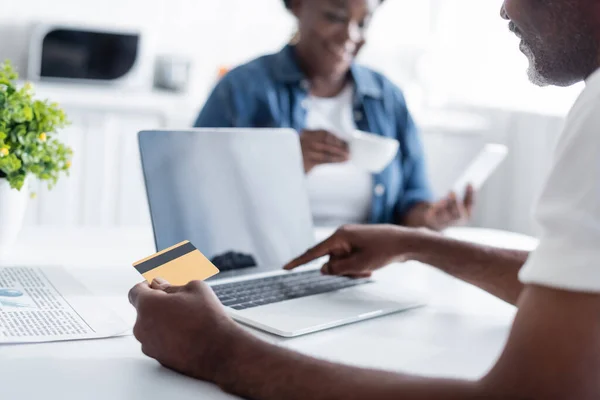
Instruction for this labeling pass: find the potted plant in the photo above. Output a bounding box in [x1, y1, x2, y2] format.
[0, 61, 72, 255]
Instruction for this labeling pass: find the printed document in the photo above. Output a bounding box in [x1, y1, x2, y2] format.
[0, 267, 129, 344]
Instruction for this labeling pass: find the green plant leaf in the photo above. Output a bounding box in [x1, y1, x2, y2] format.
[0, 61, 72, 191]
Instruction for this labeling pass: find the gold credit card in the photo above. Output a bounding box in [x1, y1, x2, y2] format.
[133, 241, 219, 285]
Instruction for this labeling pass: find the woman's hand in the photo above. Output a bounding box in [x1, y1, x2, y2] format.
[300, 130, 350, 173]
[423, 186, 475, 231]
[284, 224, 438, 277]
[404, 186, 475, 231]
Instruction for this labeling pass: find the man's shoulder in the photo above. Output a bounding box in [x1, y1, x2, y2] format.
[519, 72, 600, 294]
[562, 77, 600, 147]
[567, 69, 600, 121]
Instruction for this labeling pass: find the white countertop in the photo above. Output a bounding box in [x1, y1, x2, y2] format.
[26, 80, 198, 121]
[0, 227, 537, 399]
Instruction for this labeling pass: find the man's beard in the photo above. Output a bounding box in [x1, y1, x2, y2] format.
[521, 41, 553, 87]
[521, 27, 599, 88]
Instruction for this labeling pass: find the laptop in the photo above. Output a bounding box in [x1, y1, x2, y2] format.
[138, 128, 423, 337]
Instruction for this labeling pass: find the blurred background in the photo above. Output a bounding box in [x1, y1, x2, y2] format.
[0, 0, 583, 236]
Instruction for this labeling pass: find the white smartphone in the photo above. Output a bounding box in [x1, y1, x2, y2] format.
[452, 144, 508, 198]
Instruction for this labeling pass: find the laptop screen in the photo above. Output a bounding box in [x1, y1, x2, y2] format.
[138, 129, 316, 279]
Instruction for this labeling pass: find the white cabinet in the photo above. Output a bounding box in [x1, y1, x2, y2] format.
[24, 111, 164, 228]
[23, 83, 196, 228]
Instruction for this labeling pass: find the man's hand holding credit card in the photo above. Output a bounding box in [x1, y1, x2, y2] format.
[132, 241, 220, 285]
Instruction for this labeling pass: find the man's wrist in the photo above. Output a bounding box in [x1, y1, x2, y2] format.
[394, 226, 442, 263]
[211, 326, 269, 391]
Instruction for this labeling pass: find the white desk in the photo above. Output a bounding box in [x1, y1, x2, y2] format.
[0, 227, 537, 400]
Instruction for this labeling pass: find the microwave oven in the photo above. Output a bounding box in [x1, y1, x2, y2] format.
[27, 23, 154, 89]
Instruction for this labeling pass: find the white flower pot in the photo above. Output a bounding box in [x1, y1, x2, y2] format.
[0, 179, 29, 257]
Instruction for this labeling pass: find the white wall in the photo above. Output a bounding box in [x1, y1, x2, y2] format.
[0, 0, 295, 108]
[1, 0, 579, 117]
[0, 0, 437, 109]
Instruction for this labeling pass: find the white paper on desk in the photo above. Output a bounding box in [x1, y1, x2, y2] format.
[0, 266, 129, 344]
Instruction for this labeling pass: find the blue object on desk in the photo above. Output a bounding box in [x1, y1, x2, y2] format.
[0, 289, 24, 297]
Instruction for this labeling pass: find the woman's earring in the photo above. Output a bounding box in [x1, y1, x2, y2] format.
[290, 30, 301, 45]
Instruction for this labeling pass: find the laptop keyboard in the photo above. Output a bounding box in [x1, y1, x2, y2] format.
[212, 270, 372, 311]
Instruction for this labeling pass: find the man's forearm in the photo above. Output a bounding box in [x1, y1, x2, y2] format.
[217, 334, 483, 400]
[213, 286, 600, 400]
[407, 234, 530, 305]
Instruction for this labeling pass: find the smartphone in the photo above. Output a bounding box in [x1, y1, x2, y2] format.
[452, 144, 508, 198]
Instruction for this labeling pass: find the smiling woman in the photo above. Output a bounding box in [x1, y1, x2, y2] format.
[195, 0, 475, 231]
[284, 0, 380, 89]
